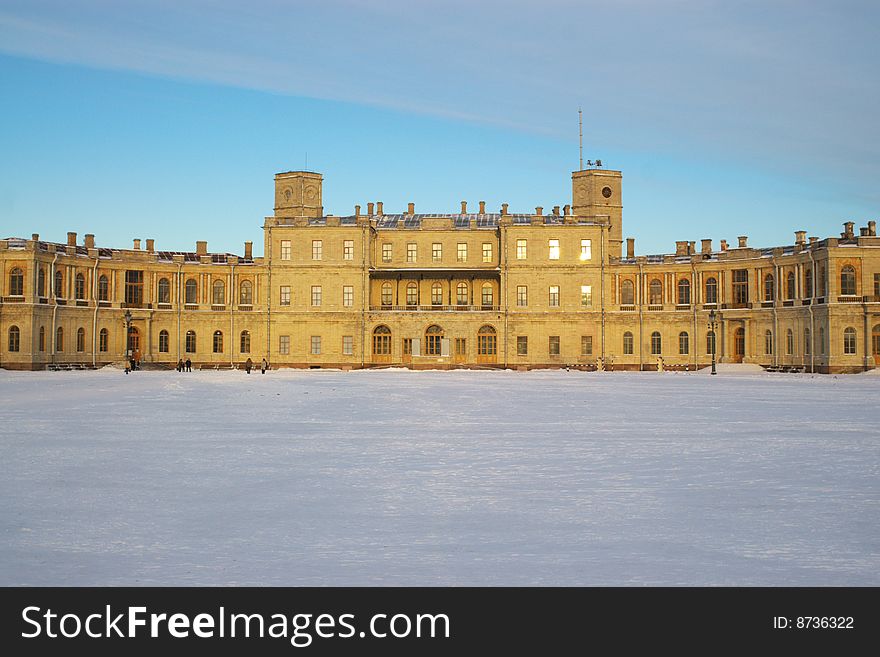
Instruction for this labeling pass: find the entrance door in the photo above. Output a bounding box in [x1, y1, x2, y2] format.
[873, 324, 880, 365]
[733, 327, 745, 363]
[128, 327, 140, 360]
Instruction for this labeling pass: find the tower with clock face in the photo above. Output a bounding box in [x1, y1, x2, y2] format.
[572, 168, 623, 259]
[274, 171, 323, 219]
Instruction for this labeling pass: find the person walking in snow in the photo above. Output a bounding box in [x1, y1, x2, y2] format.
[185, 358, 192, 372]
[261, 358, 267, 374]
[245, 357, 253, 374]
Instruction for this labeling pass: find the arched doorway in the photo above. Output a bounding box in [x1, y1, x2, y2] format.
[733, 327, 745, 363]
[425, 325, 444, 356]
[476, 325, 497, 364]
[128, 327, 141, 363]
[372, 325, 392, 364]
[872, 324, 880, 366]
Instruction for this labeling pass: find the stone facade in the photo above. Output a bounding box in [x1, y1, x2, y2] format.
[2, 168, 878, 372]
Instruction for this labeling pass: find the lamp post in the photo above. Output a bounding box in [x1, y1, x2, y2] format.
[708, 309, 718, 375]
[123, 309, 132, 362]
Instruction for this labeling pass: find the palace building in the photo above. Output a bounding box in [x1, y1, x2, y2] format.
[1, 167, 878, 372]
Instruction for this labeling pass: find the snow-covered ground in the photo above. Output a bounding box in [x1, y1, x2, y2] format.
[1, 367, 877, 586]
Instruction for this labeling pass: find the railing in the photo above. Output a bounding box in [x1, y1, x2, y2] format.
[761, 301, 774, 308]
[184, 304, 199, 310]
[837, 295, 863, 303]
[76, 300, 88, 307]
[702, 303, 718, 309]
[675, 304, 691, 311]
[2, 295, 24, 303]
[782, 300, 794, 307]
[238, 304, 254, 311]
[618, 304, 636, 312]
[647, 304, 663, 311]
[211, 304, 226, 311]
[370, 304, 501, 312]
[157, 303, 173, 310]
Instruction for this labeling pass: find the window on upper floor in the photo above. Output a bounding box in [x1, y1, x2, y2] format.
[9, 268, 23, 296]
[549, 285, 559, 307]
[54, 270, 64, 298]
[125, 270, 143, 306]
[456, 282, 468, 305]
[581, 285, 592, 307]
[787, 271, 796, 300]
[406, 282, 418, 306]
[516, 239, 527, 260]
[406, 243, 417, 263]
[382, 243, 392, 263]
[280, 240, 291, 260]
[621, 279, 634, 305]
[75, 273, 86, 300]
[481, 283, 493, 307]
[343, 240, 354, 261]
[212, 279, 225, 306]
[764, 273, 775, 302]
[311, 285, 322, 306]
[733, 269, 749, 305]
[517, 285, 528, 307]
[705, 277, 717, 304]
[677, 278, 690, 305]
[185, 278, 198, 305]
[343, 285, 353, 307]
[457, 243, 467, 262]
[280, 286, 290, 306]
[312, 240, 322, 261]
[239, 280, 253, 306]
[840, 265, 856, 296]
[432, 243, 442, 263]
[580, 239, 591, 262]
[431, 282, 442, 306]
[482, 243, 493, 263]
[548, 239, 559, 260]
[158, 278, 170, 304]
[381, 282, 392, 306]
[649, 279, 663, 305]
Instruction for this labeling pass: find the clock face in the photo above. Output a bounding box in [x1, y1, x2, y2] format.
[602, 186, 613, 199]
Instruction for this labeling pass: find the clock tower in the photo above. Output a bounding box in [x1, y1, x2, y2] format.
[572, 168, 623, 259]
[274, 170, 323, 219]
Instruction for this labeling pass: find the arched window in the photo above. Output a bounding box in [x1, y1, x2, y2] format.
[75, 273, 85, 300]
[239, 280, 253, 306]
[481, 283, 493, 307]
[9, 268, 24, 296]
[213, 330, 223, 353]
[650, 331, 662, 355]
[158, 278, 170, 304]
[240, 330, 251, 354]
[431, 282, 442, 306]
[372, 325, 391, 355]
[804, 327, 811, 356]
[38, 268, 46, 297]
[804, 268, 813, 298]
[623, 331, 634, 355]
[380, 282, 393, 307]
[76, 327, 85, 352]
[621, 279, 634, 305]
[99, 328, 109, 352]
[185, 278, 198, 305]
[425, 325, 444, 356]
[8, 326, 20, 352]
[159, 330, 169, 353]
[406, 282, 418, 306]
[477, 325, 497, 356]
[764, 273, 775, 301]
[840, 265, 856, 296]
[185, 330, 196, 353]
[649, 279, 663, 305]
[705, 277, 717, 304]
[679, 331, 689, 355]
[843, 327, 857, 354]
[706, 330, 716, 355]
[54, 270, 64, 298]
[786, 271, 796, 299]
[38, 326, 45, 352]
[456, 282, 468, 305]
[56, 326, 64, 352]
[677, 278, 691, 305]
[765, 330, 774, 355]
[98, 275, 109, 301]
[786, 328, 794, 355]
[212, 280, 225, 305]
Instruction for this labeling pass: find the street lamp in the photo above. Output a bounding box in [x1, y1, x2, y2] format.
[708, 309, 718, 375]
[123, 309, 133, 361]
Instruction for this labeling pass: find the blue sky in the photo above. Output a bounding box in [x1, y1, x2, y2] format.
[1, 0, 877, 256]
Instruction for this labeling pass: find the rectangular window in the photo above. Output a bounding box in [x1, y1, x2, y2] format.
[875, 273, 880, 297]
[382, 243, 392, 263]
[280, 240, 291, 260]
[279, 335, 290, 355]
[516, 239, 527, 260]
[312, 240, 322, 260]
[124, 270, 143, 306]
[407, 243, 417, 263]
[343, 285, 353, 307]
[482, 243, 493, 263]
[517, 285, 528, 307]
[517, 336, 528, 355]
[454, 337, 466, 356]
[403, 338, 412, 355]
[311, 335, 321, 355]
[432, 243, 442, 262]
[581, 335, 593, 356]
[733, 269, 749, 306]
[280, 285, 291, 306]
[311, 285, 322, 306]
[457, 243, 467, 262]
[549, 285, 560, 307]
[549, 239, 560, 260]
[342, 335, 353, 355]
[549, 335, 560, 355]
[343, 240, 354, 260]
[580, 285, 592, 307]
[580, 239, 592, 261]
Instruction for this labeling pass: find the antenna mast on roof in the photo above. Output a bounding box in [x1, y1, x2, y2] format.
[578, 107, 583, 171]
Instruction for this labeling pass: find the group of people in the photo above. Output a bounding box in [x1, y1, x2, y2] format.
[244, 358, 269, 374]
[176, 358, 192, 372]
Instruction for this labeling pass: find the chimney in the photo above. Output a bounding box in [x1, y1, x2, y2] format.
[626, 238, 635, 259]
[376, 202, 383, 216]
[196, 240, 207, 255]
[860, 227, 869, 237]
[842, 221, 855, 239]
[367, 202, 374, 215]
[701, 239, 712, 254]
[535, 206, 543, 215]
[795, 230, 806, 246]
[737, 235, 748, 248]
[244, 241, 253, 260]
[809, 236, 818, 245]
[67, 232, 77, 246]
[720, 240, 728, 251]
[407, 202, 415, 214]
[868, 220, 876, 236]
[675, 240, 688, 256]
[688, 241, 696, 255]
[479, 201, 486, 214]
[501, 203, 508, 216]
[355, 204, 361, 217]
[133, 239, 141, 250]
[461, 201, 467, 214]
[84, 234, 95, 249]
[552, 206, 560, 216]
[563, 204, 571, 216]
[32, 233, 40, 241]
